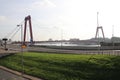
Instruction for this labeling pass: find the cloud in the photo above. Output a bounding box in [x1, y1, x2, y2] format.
[0, 16, 7, 22]
[31, 0, 56, 9]
[0, 16, 11, 25]
[0, 16, 17, 26]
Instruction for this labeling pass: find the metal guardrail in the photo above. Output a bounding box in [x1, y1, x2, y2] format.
[28, 46, 120, 55]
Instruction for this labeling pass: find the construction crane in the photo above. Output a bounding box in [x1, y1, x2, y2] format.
[95, 26, 105, 39]
[95, 12, 105, 40]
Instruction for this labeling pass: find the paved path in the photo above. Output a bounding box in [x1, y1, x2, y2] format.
[0, 69, 28, 80]
[0, 66, 42, 80]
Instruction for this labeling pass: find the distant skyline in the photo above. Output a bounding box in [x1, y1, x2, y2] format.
[0, 0, 120, 41]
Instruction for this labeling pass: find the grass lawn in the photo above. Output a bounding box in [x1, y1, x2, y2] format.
[0, 52, 120, 80]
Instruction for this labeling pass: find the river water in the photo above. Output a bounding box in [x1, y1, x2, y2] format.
[35, 42, 99, 47]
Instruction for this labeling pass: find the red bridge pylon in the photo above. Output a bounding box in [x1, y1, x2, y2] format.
[23, 15, 33, 46]
[95, 26, 105, 39]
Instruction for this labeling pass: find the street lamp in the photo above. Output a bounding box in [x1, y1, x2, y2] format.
[17, 24, 24, 77]
[61, 28, 63, 48]
[2, 38, 8, 50]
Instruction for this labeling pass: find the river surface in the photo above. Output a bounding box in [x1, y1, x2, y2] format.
[35, 42, 99, 47]
[0, 69, 28, 80]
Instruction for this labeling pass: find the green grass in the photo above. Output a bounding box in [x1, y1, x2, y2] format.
[0, 52, 120, 80]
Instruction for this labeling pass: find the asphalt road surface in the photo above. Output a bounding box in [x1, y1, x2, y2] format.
[0, 69, 29, 80]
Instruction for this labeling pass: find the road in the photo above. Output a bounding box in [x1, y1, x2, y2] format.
[4, 44, 120, 55]
[0, 69, 28, 80]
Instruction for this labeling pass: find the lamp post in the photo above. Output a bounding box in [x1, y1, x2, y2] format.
[61, 28, 63, 48]
[112, 25, 114, 54]
[17, 24, 24, 77]
[97, 12, 100, 54]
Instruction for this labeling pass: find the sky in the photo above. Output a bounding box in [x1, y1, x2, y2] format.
[0, 0, 120, 41]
